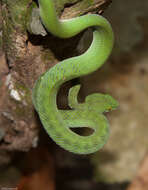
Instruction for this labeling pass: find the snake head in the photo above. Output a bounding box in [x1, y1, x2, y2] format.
[85, 93, 118, 113]
[68, 85, 118, 113]
[101, 94, 119, 112]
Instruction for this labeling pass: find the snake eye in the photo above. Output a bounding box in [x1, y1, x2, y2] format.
[108, 107, 112, 110]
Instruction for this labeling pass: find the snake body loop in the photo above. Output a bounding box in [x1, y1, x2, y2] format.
[32, 0, 118, 154]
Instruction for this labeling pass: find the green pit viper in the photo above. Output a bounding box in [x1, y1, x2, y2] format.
[32, 0, 118, 154]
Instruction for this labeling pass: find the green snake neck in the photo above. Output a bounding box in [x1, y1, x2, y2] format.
[32, 0, 118, 154]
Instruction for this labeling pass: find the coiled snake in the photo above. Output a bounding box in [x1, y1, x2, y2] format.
[32, 0, 118, 154]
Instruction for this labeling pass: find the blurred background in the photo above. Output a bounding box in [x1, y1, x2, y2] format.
[0, 0, 148, 189]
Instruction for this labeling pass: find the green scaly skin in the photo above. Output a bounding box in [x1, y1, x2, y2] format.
[32, 0, 118, 154]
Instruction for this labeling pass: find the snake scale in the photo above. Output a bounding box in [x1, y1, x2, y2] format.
[32, 0, 118, 154]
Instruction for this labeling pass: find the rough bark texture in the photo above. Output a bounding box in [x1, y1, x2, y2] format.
[0, 0, 111, 164]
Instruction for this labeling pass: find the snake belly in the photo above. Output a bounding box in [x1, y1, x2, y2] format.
[32, 0, 118, 154]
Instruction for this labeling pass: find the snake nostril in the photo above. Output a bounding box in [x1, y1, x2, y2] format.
[70, 127, 94, 136]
